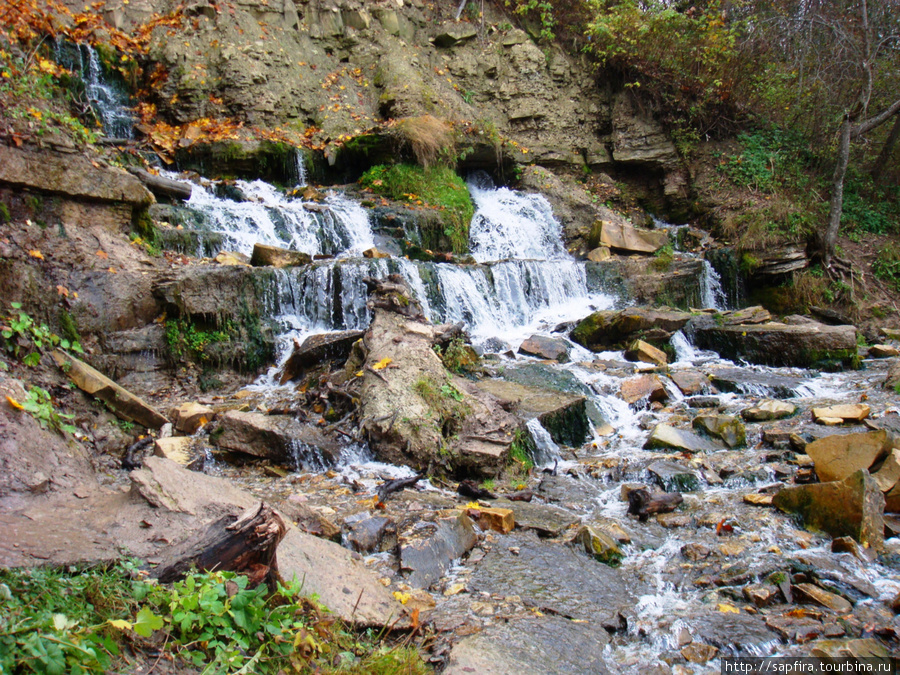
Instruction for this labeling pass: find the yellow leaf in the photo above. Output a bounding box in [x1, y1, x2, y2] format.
[717, 603, 740, 614]
[372, 357, 392, 370]
[28, 250, 44, 260]
[6, 396, 24, 410]
[392, 591, 411, 605]
[108, 619, 132, 631]
[464, 502, 481, 510]
[355, 371, 364, 377]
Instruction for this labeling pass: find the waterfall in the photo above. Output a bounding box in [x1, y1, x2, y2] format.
[181, 179, 375, 257]
[525, 418, 562, 467]
[700, 259, 727, 310]
[290, 149, 308, 188]
[55, 42, 134, 139]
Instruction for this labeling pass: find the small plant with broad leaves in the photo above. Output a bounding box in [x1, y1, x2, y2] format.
[13, 385, 78, 435]
[1, 302, 83, 366]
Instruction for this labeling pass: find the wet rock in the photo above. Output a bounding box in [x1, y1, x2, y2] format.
[345, 516, 396, 553]
[685, 395, 722, 408]
[215, 251, 250, 266]
[692, 321, 859, 370]
[153, 437, 196, 467]
[762, 427, 792, 445]
[469, 532, 639, 630]
[873, 449, 900, 492]
[619, 374, 668, 405]
[362, 246, 391, 259]
[743, 493, 774, 507]
[571, 307, 692, 351]
[772, 469, 884, 550]
[811, 404, 870, 424]
[670, 371, 709, 396]
[721, 306, 772, 325]
[171, 402, 213, 434]
[249, 243, 312, 268]
[52, 351, 168, 429]
[625, 339, 667, 366]
[644, 424, 722, 453]
[468, 506, 515, 534]
[810, 638, 890, 659]
[692, 414, 746, 448]
[744, 583, 778, 607]
[400, 512, 477, 588]
[805, 430, 889, 482]
[574, 526, 623, 566]
[444, 614, 612, 675]
[681, 642, 718, 664]
[869, 344, 900, 358]
[741, 400, 797, 422]
[518, 334, 571, 363]
[213, 410, 341, 468]
[474, 379, 589, 448]
[492, 498, 579, 537]
[794, 583, 853, 613]
[277, 330, 364, 384]
[681, 543, 711, 560]
[765, 615, 825, 642]
[691, 611, 779, 656]
[591, 220, 668, 254]
[647, 459, 701, 492]
[711, 367, 805, 399]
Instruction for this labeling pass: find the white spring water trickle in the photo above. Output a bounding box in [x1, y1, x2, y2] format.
[700, 259, 727, 310]
[525, 418, 562, 467]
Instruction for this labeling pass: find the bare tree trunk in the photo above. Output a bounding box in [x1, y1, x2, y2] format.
[869, 114, 900, 184]
[820, 114, 853, 266]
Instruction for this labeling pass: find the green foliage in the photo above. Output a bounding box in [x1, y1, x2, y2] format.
[0, 561, 150, 675]
[841, 171, 900, 236]
[359, 164, 473, 254]
[873, 243, 900, 292]
[586, 0, 742, 134]
[1, 302, 84, 362]
[21, 385, 78, 435]
[435, 337, 479, 375]
[164, 318, 232, 363]
[505, 0, 558, 40]
[718, 128, 813, 194]
[508, 428, 534, 471]
[650, 243, 673, 271]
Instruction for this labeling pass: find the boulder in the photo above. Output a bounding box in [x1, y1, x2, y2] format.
[171, 401, 214, 434]
[574, 525, 623, 566]
[250, 243, 312, 268]
[590, 220, 668, 254]
[491, 499, 579, 538]
[692, 321, 859, 370]
[624, 339, 667, 366]
[472, 379, 589, 448]
[362, 247, 391, 259]
[772, 469, 884, 550]
[468, 506, 515, 534]
[643, 424, 722, 453]
[741, 400, 797, 422]
[692, 414, 746, 448]
[344, 516, 397, 553]
[710, 367, 805, 399]
[518, 335, 570, 363]
[571, 307, 692, 352]
[619, 374, 668, 405]
[670, 370, 709, 396]
[213, 410, 342, 468]
[399, 513, 477, 588]
[586, 246, 612, 262]
[52, 351, 168, 429]
[153, 437, 196, 466]
[275, 498, 341, 541]
[872, 449, 900, 492]
[720, 306, 772, 325]
[278, 330, 364, 384]
[805, 430, 889, 483]
[214, 251, 250, 266]
[811, 404, 870, 424]
[868, 345, 899, 358]
[647, 459, 701, 492]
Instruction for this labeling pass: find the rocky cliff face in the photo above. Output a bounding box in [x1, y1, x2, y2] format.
[76, 0, 687, 207]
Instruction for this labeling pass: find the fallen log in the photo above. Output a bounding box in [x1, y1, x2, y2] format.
[375, 474, 423, 503]
[458, 480, 497, 500]
[626, 488, 684, 522]
[152, 502, 286, 588]
[129, 167, 192, 201]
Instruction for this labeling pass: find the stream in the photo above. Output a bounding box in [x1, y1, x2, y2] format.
[156, 167, 900, 672]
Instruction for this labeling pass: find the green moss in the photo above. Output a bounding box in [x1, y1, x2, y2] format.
[165, 317, 233, 364]
[57, 309, 81, 344]
[360, 164, 473, 254]
[0, 202, 9, 224]
[509, 428, 535, 471]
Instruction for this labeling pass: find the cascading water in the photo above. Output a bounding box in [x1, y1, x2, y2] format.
[55, 42, 134, 139]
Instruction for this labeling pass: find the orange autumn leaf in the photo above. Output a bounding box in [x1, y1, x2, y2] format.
[6, 396, 24, 411]
[56, 285, 69, 297]
[96, 250, 108, 259]
[107, 267, 117, 274]
[28, 249, 44, 259]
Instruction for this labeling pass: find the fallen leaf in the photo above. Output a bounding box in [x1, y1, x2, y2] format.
[717, 603, 740, 614]
[107, 267, 117, 274]
[96, 250, 109, 259]
[28, 249, 44, 260]
[372, 357, 392, 370]
[6, 396, 23, 410]
[392, 591, 411, 605]
[56, 285, 69, 297]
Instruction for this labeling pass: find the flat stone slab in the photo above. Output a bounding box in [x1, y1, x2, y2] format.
[644, 424, 722, 453]
[469, 532, 639, 630]
[445, 614, 611, 675]
[710, 367, 806, 399]
[492, 498, 580, 537]
[805, 430, 889, 483]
